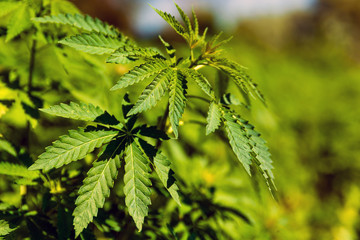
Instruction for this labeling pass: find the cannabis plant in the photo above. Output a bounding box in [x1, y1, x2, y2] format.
[0, 1, 275, 239]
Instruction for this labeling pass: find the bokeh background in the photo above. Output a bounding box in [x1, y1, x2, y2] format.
[69, 0, 360, 239]
[1, 0, 359, 239]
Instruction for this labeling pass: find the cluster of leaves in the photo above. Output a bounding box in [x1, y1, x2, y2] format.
[0, 1, 275, 239]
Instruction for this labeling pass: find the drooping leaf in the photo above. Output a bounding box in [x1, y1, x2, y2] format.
[110, 59, 169, 91]
[107, 45, 163, 64]
[154, 153, 181, 205]
[151, 6, 186, 37]
[127, 69, 171, 116]
[73, 155, 121, 237]
[222, 110, 252, 175]
[6, 3, 32, 42]
[168, 70, 187, 138]
[33, 13, 118, 37]
[206, 102, 221, 135]
[59, 33, 126, 55]
[40, 102, 119, 125]
[124, 140, 152, 231]
[181, 69, 214, 98]
[29, 128, 119, 171]
[0, 162, 39, 179]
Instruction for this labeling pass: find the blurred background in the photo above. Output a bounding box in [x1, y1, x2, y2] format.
[67, 0, 360, 239]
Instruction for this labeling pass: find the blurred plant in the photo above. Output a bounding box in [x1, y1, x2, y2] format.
[0, 1, 274, 239]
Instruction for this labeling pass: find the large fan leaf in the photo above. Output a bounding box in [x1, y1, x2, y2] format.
[223, 111, 252, 175]
[33, 13, 118, 37]
[40, 102, 118, 125]
[110, 59, 169, 91]
[29, 128, 118, 171]
[206, 102, 221, 135]
[127, 69, 171, 116]
[124, 140, 152, 231]
[0, 162, 39, 179]
[59, 33, 126, 55]
[154, 153, 181, 205]
[73, 156, 121, 237]
[169, 70, 187, 138]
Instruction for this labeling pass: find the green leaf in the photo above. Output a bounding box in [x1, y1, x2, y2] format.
[124, 140, 152, 231]
[29, 128, 119, 171]
[175, 3, 192, 35]
[169, 70, 187, 138]
[6, 3, 32, 42]
[222, 110, 252, 175]
[0, 139, 17, 157]
[0, 162, 39, 179]
[0, 220, 16, 236]
[110, 59, 169, 91]
[151, 6, 186, 37]
[158, 36, 176, 64]
[73, 156, 121, 237]
[154, 153, 181, 205]
[0, 2, 20, 18]
[206, 102, 221, 135]
[59, 33, 126, 55]
[127, 69, 171, 116]
[33, 13, 118, 37]
[107, 45, 163, 64]
[181, 69, 215, 98]
[40, 102, 119, 125]
[192, 7, 199, 38]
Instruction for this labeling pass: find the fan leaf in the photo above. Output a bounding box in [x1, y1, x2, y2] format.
[0, 162, 39, 179]
[206, 102, 221, 135]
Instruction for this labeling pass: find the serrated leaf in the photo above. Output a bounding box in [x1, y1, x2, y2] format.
[33, 13, 118, 37]
[158, 36, 176, 64]
[151, 6, 186, 38]
[169, 70, 187, 138]
[0, 139, 17, 157]
[223, 111, 252, 175]
[5, 3, 32, 42]
[59, 33, 126, 55]
[29, 128, 118, 171]
[128, 69, 171, 116]
[192, 7, 199, 38]
[0, 2, 20, 18]
[175, 3, 192, 35]
[0, 162, 39, 179]
[73, 156, 121, 237]
[154, 153, 181, 205]
[107, 45, 163, 64]
[110, 59, 169, 91]
[124, 140, 152, 231]
[40, 102, 119, 125]
[0, 220, 16, 236]
[181, 69, 214, 98]
[206, 102, 221, 135]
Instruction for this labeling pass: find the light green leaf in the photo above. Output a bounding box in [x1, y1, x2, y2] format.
[0, 162, 39, 179]
[0, 139, 17, 157]
[158, 36, 176, 64]
[154, 153, 181, 205]
[110, 59, 169, 91]
[0, 2, 20, 18]
[107, 45, 163, 64]
[124, 140, 152, 231]
[33, 13, 118, 37]
[73, 156, 121, 237]
[151, 6, 186, 37]
[181, 69, 214, 98]
[222, 111, 252, 175]
[0, 220, 16, 236]
[206, 102, 221, 135]
[169, 70, 187, 138]
[175, 3, 192, 35]
[6, 3, 32, 42]
[59, 33, 126, 55]
[29, 128, 118, 171]
[192, 7, 199, 38]
[127, 69, 171, 116]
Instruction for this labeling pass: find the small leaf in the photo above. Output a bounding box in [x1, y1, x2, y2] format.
[29, 128, 119, 171]
[151, 6, 187, 38]
[59, 33, 126, 55]
[169, 70, 187, 138]
[6, 3, 32, 42]
[0, 220, 16, 236]
[175, 3, 192, 35]
[124, 140, 152, 231]
[73, 155, 121, 237]
[107, 45, 163, 64]
[110, 59, 169, 91]
[206, 102, 221, 135]
[127, 69, 171, 116]
[154, 153, 181, 205]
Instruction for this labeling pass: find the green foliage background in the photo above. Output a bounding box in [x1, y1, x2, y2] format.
[1, 0, 360, 239]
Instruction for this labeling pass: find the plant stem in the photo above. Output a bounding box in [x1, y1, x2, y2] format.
[28, 39, 37, 93]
